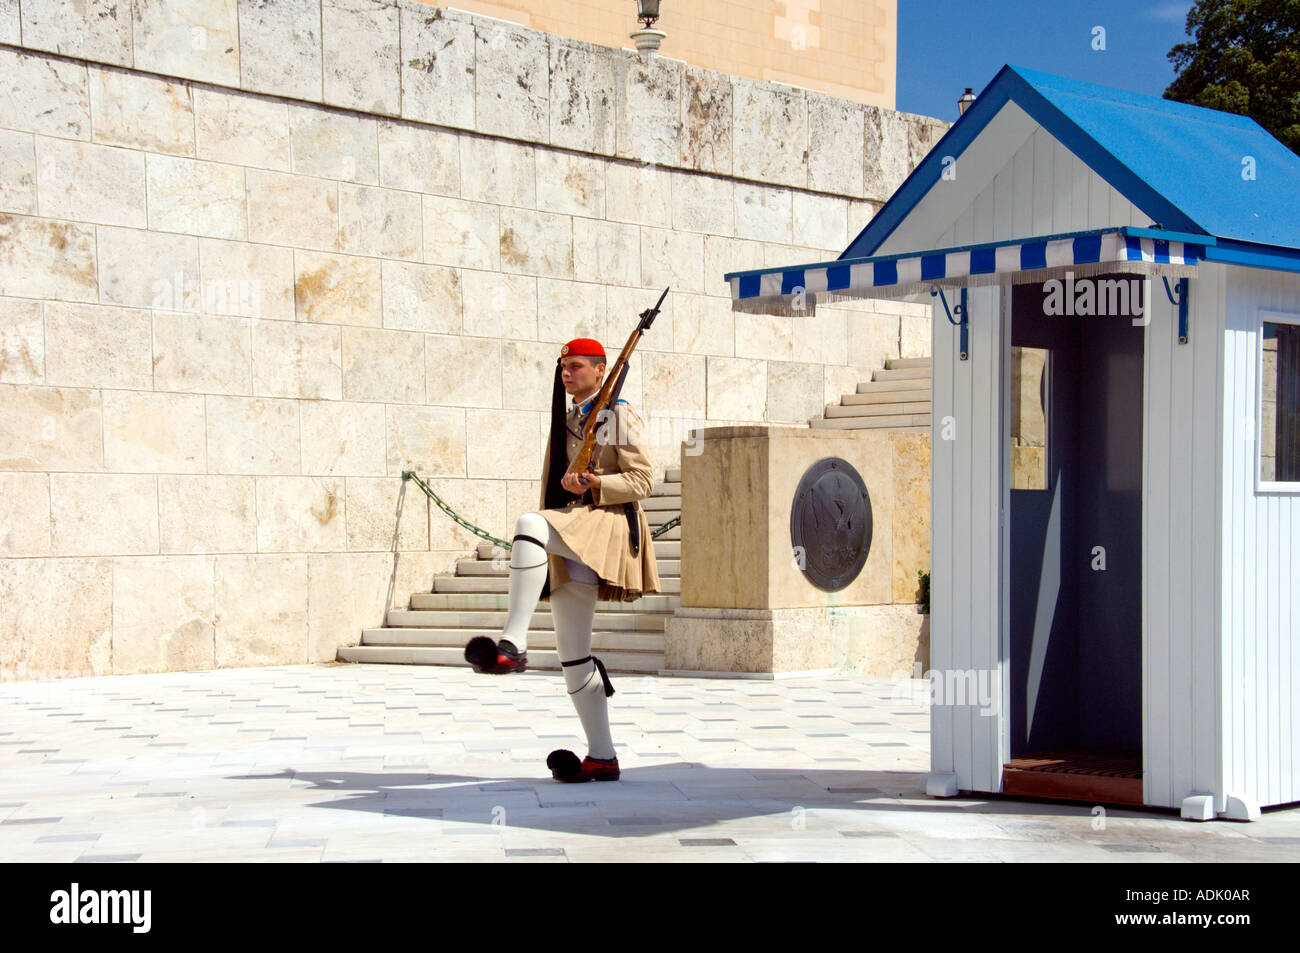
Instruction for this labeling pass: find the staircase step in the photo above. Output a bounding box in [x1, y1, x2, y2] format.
[885, 357, 932, 369]
[433, 575, 681, 594]
[454, 558, 680, 577]
[871, 366, 930, 381]
[840, 389, 931, 407]
[410, 591, 681, 612]
[475, 540, 680, 559]
[641, 495, 681, 511]
[810, 414, 931, 430]
[825, 401, 931, 419]
[363, 627, 665, 651]
[856, 378, 930, 394]
[456, 561, 508, 576]
[386, 609, 667, 631]
[337, 645, 664, 673]
[476, 512, 676, 533]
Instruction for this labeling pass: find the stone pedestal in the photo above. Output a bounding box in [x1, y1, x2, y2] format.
[664, 425, 929, 675]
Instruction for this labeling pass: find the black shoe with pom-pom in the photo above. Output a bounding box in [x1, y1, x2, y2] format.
[464, 636, 527, 674]
[547, 749, 620, 782]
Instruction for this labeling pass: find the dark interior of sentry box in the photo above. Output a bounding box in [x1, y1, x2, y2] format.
[1005, 278, 1144, 805]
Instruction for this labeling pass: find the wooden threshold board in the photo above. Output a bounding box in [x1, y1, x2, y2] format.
[1002, 749, 1143, 806]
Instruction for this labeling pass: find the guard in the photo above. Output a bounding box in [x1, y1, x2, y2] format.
[463, 337, 660, 782]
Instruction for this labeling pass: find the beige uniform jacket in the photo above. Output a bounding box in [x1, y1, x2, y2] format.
[537, 397, 661, 603]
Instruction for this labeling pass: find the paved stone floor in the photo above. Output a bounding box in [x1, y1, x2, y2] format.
[2, 663, 1297, 863]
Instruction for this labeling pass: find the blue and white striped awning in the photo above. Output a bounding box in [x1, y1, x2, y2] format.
[725, 226, 1209, 315]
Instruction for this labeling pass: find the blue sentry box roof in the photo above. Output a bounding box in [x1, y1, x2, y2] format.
[843, 64, 1300, 259]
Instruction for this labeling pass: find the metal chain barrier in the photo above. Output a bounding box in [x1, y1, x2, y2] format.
[402, 470, 512, 548]
[653, 515, 680, 538]
[402, 471, 681, 549]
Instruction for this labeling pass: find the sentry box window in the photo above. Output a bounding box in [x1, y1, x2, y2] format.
[1259, 313, 1300, 489]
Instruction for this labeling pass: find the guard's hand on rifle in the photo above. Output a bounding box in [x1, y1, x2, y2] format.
[561, 471, 601, 495]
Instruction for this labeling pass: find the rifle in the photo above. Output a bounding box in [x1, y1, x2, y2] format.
[566, 286, 668, 483]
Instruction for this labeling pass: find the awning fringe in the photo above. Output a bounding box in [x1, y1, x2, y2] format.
[730, 260, 1199, 316]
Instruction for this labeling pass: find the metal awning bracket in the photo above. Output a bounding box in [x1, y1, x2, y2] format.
[1162, 276, 1190, 344]
[932, 286, 968, 360]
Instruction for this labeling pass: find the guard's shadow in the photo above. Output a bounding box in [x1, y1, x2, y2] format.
[234, 765, 1164, 836]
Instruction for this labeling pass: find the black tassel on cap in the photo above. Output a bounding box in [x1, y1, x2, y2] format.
[544, 362, 570, 511]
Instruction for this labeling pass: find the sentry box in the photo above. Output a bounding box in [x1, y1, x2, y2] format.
[725, 65, 1300, 821]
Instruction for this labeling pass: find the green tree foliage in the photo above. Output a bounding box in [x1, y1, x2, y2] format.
[1165, 0, 1300, 155]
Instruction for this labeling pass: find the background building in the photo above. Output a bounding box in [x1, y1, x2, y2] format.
[0, 0, 940, 681]
[439, 0, 897, 108]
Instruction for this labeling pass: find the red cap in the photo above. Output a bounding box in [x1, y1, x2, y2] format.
[558, 338, 605, 362]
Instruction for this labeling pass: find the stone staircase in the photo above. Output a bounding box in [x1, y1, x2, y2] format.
[337, 467, 683, 673]
[811, 357, 931, 431]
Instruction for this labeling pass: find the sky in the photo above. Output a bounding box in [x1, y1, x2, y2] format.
[896, 0, 1199, 120]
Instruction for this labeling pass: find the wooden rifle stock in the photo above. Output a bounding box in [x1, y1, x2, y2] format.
[566, 287, 668, 488]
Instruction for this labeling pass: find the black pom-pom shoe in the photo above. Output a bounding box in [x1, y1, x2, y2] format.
[464, 636, 527, 674]
[547, 749, 619, 782]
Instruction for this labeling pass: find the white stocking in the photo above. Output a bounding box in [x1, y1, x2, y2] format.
[500, 512, 598, 653]
[549, 579, 615, 761]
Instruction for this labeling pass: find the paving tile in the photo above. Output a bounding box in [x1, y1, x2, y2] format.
[36, 833, 103, 843]
[1099, 843, 1162, 853]
[839, 830, 899, 837]
[76, 853, 141, 862]
[2, 816, 61, 825]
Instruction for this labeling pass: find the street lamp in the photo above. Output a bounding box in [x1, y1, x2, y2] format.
[631, 1, 665, 54]
[958, 88, 976, 116]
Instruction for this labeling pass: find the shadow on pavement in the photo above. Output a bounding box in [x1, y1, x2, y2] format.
[233, 764, 1166, 837]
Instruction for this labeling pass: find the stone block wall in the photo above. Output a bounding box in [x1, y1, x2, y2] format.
[0, 0, 944, 680]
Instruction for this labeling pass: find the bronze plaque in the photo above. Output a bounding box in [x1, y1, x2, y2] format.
[789, 457, 872, 592]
